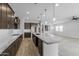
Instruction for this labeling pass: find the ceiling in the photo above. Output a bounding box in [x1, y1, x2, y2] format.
[9, 3, 79, 24]
[9, 3, 54, 21]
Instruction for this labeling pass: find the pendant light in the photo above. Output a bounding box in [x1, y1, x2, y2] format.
[53, 3, 56, 22]
[43, 8, 48, 25]
[26, 11, 30, 20]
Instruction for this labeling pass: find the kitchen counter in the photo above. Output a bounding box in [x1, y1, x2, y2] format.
[0, 33, 22, 54]
[32, 32, 61, 44]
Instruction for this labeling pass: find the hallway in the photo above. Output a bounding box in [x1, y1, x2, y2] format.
[16, 38, 39, 56]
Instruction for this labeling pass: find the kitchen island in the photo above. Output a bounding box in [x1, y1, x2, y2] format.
[32, 32, 61, 56]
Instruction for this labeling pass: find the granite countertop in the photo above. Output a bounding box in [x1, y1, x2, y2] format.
[32, 33, 62, 44]
[0, 33, 22, 54]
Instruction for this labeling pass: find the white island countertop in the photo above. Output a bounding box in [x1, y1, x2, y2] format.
[32, 33, 62, 44]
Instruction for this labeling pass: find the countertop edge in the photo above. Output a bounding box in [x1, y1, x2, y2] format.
[32, 33, 61, 45]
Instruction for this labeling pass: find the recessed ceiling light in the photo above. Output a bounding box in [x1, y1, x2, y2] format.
[26, 11, 30, 14]
[55, 3, 59, 7]
[53, 18, 56, 21]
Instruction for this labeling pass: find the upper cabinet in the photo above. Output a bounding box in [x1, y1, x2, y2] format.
[0, 4, 2, 29]
[2, 4, 7, 29]
[7, 4, 14, 29]
[0, 3, 15, 29]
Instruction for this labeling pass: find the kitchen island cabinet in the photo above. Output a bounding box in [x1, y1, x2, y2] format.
[32, 34, 43, 56]
[32, 33, 61, 56]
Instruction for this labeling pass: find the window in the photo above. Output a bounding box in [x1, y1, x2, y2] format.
[55, 25, 63, 32]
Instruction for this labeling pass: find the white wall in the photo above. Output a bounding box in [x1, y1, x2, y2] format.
[54, 3, 79, 56]
[55, 3, 79, 21]
[54, 21, 79, 38]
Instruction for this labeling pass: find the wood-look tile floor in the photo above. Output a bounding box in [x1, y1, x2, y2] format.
[16, 38, 39, 56]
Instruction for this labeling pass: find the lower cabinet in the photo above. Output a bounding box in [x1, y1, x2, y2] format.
[38, 39, 43, 56]
[32, 34, 43, 56]
[32, 34, 38, 47]
[2, 35, 22, 56]
[24, 33, 31, 38]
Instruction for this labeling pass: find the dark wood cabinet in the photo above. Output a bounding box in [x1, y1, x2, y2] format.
[24, 33, 31, 38]
[7, 4, 14, 29]
[32, 34, 43, 56]
[0, 4, 2, 29]
[32, 34, 37, 46]
[2, 4, 7, 29]
[2, 35, 22, 56]
[0, 3, 15, 29]
[24, 23, 31, 29]
[38, 38, 43, 56]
